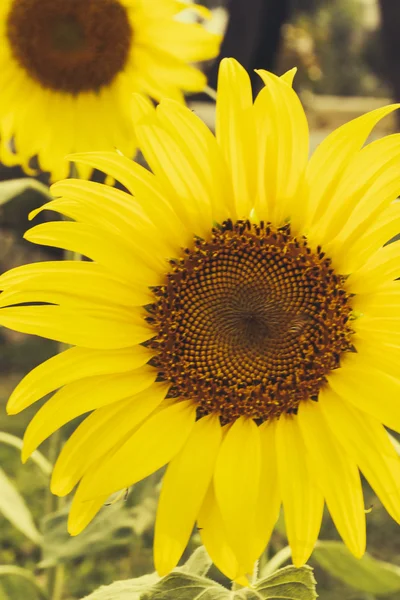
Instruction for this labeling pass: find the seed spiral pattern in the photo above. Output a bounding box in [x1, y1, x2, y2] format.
[7, 0, 132, 93]
[147, 220, 354, 423]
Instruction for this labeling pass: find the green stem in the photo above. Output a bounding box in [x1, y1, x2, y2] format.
[45, 161, 81, 600]
[203, 84, 217, 102]
[260, 545, 292, 578]
[45, 429, 65, 600]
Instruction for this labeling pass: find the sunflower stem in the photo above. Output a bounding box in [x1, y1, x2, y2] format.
[203, 84, 217, 102]
[260, 545, 292, 578]
[45, 162, 81, 600]
[45, 429, 65, 600]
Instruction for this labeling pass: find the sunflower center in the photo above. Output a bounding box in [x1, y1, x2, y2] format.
[6, 0, 132, 93]
[147, 220, 354, 424]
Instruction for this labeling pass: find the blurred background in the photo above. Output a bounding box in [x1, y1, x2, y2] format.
[1, 1, 400, 599]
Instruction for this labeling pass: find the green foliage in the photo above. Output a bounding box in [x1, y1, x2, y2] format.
[0, 432, 52, 476]
[0, 467, 42, 545]
[0, 566, 47, 600]
[0, 179, 50, 233]
[41, 495, 157, 568]
[81, 549, 317, 600]
[313, 541, 400, 596]
[254, 565, 316, 599]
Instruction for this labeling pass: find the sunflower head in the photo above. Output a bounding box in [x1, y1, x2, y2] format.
[0, 0, 221, 180]
[1, 58, 400, 583]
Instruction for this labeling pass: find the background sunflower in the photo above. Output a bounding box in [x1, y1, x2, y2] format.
[0, 0, 221, 181]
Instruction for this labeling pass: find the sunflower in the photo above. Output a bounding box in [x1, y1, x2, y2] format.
[1, 58, 400, 582]
[0, 0, 220, 181]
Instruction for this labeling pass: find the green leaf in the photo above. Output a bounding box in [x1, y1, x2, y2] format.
[81, 573, 160, 600]
[0, 432, 52, 476]
[0, 566, 47, 600]
[0, 178, 50, 207]
[179, 546, 213, 577]
[0, 178, 51, 233]
[0, 468, 42, 545]
[313, 541, 400, 595]
[41, 495, 156, 567]
[140, 572, 230, 600]
[255, 565, 317, 599]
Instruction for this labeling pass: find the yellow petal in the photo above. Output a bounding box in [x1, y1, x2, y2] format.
[51, 383, 169, 496]
[67, 152, 186, 247]
[29, 198, 169, 272]
[339, 201, 400, 272]
[214, 417, 261, 571]
[319, 386, 400, 523]
[49, 178, 175, 257]
[305, 104, 400, 229]
[136, 19, 221, 63]
[7, 345, 152, 415]
[78, 400, 196, 500]
[198, 484, 247, 583]
[68, 491, 108, 536]
[131, 92, 157, 125]
[279, 67, 297, 87]
[298, 400, 366, 558]
[327, 353, 400, 432]
[154, 414, 222, 575]
[22, 367, 157, 460]
[254, 70, 308, 227]
[135, 121, 212, 237]
[0, 261, 152, 307]
[156, 98, 235, 222]
[276, 414, 324, 567]
[347, 241, 400, 293]
[216, 58, 256, 218]
[0, 305, 152, 349]
[319, 135, 400, 257]
[24, 221, 160, 286]
[251, 420, 281, 560]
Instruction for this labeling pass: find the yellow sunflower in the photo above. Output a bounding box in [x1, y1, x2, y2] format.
[1, 58, 400, 583]
[0, 0, 220, 180]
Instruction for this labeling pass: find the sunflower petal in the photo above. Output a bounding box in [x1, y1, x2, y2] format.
[319, 387, 400, 524]
[251, 420, 281, 560]
[276, 414, 324, 567]
[78, 400, 196, 500]
[24, 221, 160, 286]
[0, 261, 152, 306]
[214, 417, 261, 571]
[216, 58, 256, 218]
[347, 241, 400, 293]
[327, 353, 400, 432]
[22, 367, 157, 460]
[68, 492, 108, 536]
[0, 305, 152, 349]
[156, 98, 235, 222]
[198, 484, 248, 583]
[298, 400, 366, 558]
[254, 70, 308, 227]
[154, 414, 222, 575]
[305, 104, 400, 228]
[51, 383, 169, 496]
[7, 345, 152, 415]
[68, 152, 186, 246]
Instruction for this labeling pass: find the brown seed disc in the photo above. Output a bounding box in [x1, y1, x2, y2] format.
[7, 0, 132, 93]
[147, 220, 354, 424]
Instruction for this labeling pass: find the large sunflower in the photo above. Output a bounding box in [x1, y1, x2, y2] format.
[1, 58, 400, 582]
[0, 0, 220, 180]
